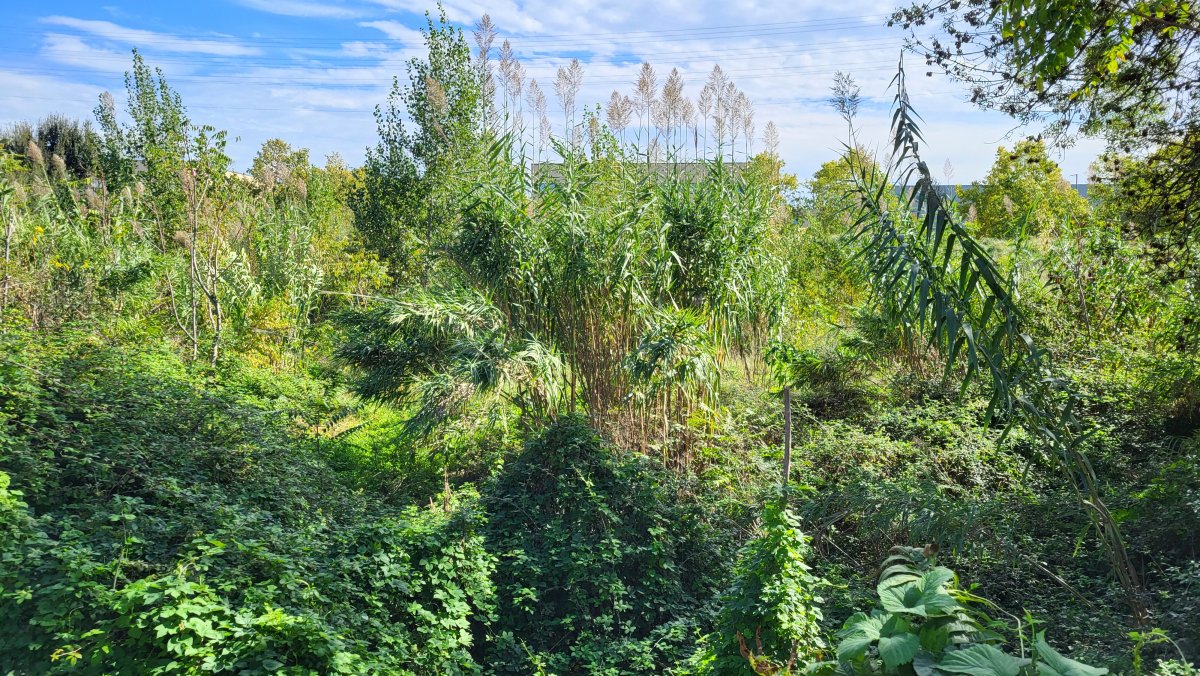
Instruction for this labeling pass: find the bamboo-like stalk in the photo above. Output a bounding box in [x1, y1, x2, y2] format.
[842, 60, 1147, 623]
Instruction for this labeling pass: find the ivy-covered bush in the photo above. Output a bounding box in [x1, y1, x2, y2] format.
[686, 498, 827, 674]
[480, 415, 735, 673]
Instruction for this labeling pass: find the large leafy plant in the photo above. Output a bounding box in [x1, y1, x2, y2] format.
[832, 547, 1108, 676]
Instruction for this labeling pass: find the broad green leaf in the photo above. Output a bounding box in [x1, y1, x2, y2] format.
[938, 644, 1030, 676]
[879, 568, 960, 617]
[919, 622, 951, 653]
[1035, 634, 1108, 676]
[837, 612, 885, 661]
[914, 651, 940, 676]
[878, 615, 920, 669]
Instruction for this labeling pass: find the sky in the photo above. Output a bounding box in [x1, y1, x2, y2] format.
[0, 0, 1106, 182]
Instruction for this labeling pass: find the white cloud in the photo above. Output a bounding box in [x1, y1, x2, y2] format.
[359, 20, 426, 45]
[40, 33, 129, 73]
[40, 16, 259, 56]
[341, 41, 389, 57]
[235, 0, 367, 19]
[366, 0, 545, 33]
[5, 2, 1108, 180]
[0, 69, 104, 123]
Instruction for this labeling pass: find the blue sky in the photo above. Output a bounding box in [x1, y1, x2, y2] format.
[1, 1, 1105, 181]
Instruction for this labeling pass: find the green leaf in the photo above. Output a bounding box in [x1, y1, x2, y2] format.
[913, 651, 941, 676]
[919, 622, 951, 653]
[938, 644, 1030, 676]
[837, 613, 884, 661]
[1035, 633, 1108, 676]
[879, 568, 959, 617]
[878, 615, 920, 669]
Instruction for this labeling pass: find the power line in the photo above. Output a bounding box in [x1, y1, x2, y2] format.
[4, 60, 906, 92]
[17, 16, 896, 58]
[3, 65, 926, 115]
[1, 13, 891, 47]
[20, 34, 905, 68]
[7, 43, 908, 86]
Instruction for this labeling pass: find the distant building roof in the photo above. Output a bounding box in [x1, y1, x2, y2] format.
[919, 183, 1090, 199]
[531, 161, 751, 184]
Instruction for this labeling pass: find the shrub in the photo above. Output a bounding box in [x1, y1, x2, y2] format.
[686, 498, 827, 674]
[480, 415, 733, 673]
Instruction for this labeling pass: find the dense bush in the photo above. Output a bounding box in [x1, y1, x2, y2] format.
[687, 498, 827, 674]
[481, 415, 735, 673]
[0, 333, 495, 673]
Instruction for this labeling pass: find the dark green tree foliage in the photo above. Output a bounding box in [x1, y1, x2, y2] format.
[891, 0, 1196, 143]
[481, 416, 732, 673]
[892, 0, 1200, 267]
[95, 49, 191, 205]
[957, 139, 1090, 238]
[350, 9, 485, 282]
[1, 114, 100, 178]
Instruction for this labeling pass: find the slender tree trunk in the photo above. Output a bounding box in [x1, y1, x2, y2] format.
[2, 206, 14, 323]
[188, 218, 199, 362]
[781, 386, 792, 489]
[424, 191, 433, 288]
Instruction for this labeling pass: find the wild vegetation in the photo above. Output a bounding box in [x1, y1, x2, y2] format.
[1, 3, 1199, 675]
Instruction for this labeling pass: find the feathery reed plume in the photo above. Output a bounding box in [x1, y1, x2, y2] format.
[679, 97, 696, 160]
[539, 113, 553, 154]
[697, 83, 713, 158]
[98, 91, 117, 119]
[527, 78, 548, 157]
[425, 76, 449, 117]
[473, 15, 497, 129]
[498, 39, 515, 83]
[652, 101, 670, 150]
[723, 82, 739, 160]
[606, 90, 632, 143]
[508, 56, 525, 101]
[706, 66, 729, 154]
[830, 70, 860, 121]
[555, 59, 584, 138]
[85, 187, 103, 212]
[587, 115, 601, 151]
[498, 39, 515, 105]
[25, 140, 44, 167]
[763, 121, 780, 156]
[736, 91, 754, 158]
[473, 14, 496, 56]
[661, 68, 685, 157]
[634, 62, 658, 157]
[498, 40, 526, 136]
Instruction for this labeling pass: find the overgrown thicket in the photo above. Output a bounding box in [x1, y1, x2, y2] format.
[1, 4, 1199, 675]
